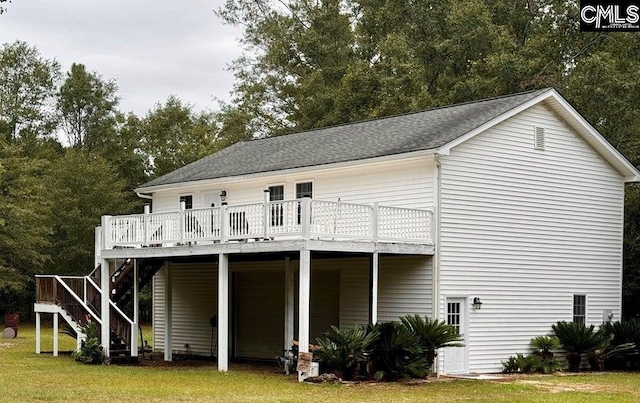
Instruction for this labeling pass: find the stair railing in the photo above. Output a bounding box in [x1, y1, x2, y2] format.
[85, 277, 102, 316]
[54, 275, 102, 326]
[109, 300, 134, 353]
[110, 259, 134, 290]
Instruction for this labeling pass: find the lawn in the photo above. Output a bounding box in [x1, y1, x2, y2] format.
[1, 324, 639, 402]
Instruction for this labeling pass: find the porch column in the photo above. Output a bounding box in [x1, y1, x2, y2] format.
[284, 256, 294, 351]
[370, 252, 379, 324]
[35, 312, 41, 354]
[100, 258, 110, 358]
[131, 259, 139, 357]
[298, 249, 311, 382]
[218, 253, 229, 372]
[53, 312, 59, 357]
[164, 261, 173, 361]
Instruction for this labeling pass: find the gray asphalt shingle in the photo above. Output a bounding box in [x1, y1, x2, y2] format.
[138, 88, 549, 189]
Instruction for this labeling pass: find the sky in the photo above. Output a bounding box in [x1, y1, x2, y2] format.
[0, 0, 244, 116]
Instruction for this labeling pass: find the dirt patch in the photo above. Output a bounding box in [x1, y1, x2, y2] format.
[0, 342, 13, 351]
[512, 379, 621, 393]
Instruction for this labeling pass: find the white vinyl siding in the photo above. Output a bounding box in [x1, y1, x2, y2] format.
[150, 157, 434, 213]
[153, 263, 218, 355]
[438, 103, 624, 374]
[339, 258, 370, 327]
[378, 256, 433, 322]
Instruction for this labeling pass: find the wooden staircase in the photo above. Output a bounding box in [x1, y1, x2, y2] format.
[35, 259, 164, 360]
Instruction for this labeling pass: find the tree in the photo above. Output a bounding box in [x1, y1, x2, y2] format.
[47, 149, 135, 275]
[137, 96, 221, 178]
[57, 63, 120, 151]
[0, 41, 60, 141]
[0, 139, 52, 316]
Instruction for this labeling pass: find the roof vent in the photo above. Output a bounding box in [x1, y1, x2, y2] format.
[534, 127, 545, 150]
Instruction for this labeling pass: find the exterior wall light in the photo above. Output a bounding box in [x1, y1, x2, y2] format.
[473, 297, 483, 310]
[220, 190, 227, 202]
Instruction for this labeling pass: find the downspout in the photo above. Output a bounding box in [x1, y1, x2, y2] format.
[432, 153, 442, 377]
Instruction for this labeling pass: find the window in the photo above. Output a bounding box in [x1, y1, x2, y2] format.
[179, 195, 195, 233]
[534, 127, 545, 150]
[573, 294, 586, 325]
[179, 195, 193, 210]
[447, 302, 461, 335]
[296, 182, 313, 199]
[296, 182, 313, 224]
[268, 185, 284, 201]
[268, 185, 284, 226]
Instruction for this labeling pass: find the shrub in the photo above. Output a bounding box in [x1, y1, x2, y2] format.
[315, 325, 378, 380]
[530, 335, 560, 357]
[72, 320, 105, 365]
[552, 321, 606, 372]
[367, 322, 428, 381]
[502, 355, 520, 373]
[530, 335, 561, 373]
[502, 353, 559, 374]
[400, 314, 464, 372]
[595, 320, 640, 370]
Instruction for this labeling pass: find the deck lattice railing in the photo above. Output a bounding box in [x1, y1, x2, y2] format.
[102, 199, 432, 249]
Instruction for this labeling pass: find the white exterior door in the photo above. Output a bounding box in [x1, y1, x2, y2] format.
[444, 298, 467, 374]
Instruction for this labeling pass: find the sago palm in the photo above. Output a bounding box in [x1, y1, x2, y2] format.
[400, 314, 464, 370]
[552, 321, 607, 372]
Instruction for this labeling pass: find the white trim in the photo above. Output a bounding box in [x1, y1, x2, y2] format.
[438, 89, 640, 182]
[135, 151, 436, 193]
[437, 91, 554, 154]
[572, 293, 587, 324]
[549, 92, 640, 182]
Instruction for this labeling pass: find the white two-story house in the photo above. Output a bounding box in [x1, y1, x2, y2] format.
[35, 88, 640, 378]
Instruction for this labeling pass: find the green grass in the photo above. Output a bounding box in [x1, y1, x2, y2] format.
[1, 325, 639, 402]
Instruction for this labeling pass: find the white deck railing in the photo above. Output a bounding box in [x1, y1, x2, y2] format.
[101, 199, 433, 249]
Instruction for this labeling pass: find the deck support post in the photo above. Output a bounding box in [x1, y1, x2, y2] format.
[100, 258, 110, 358]
[35, 312, 41, 354]
[298, 249, 311, 382]
[284, 256, 294, 352]
[164, 261, 173, 361]
[131, 259, 139, 357]
[370, 252, 379, 324]
[218, 253, 229, 372]
[53, 312, 59, 357]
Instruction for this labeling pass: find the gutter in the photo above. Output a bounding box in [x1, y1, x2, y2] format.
[136, 191, 153, 200]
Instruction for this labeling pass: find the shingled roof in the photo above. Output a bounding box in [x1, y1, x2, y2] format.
[138, 88, 550, 190]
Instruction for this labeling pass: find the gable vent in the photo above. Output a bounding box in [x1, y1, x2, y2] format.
[534, 127, 545, 150]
